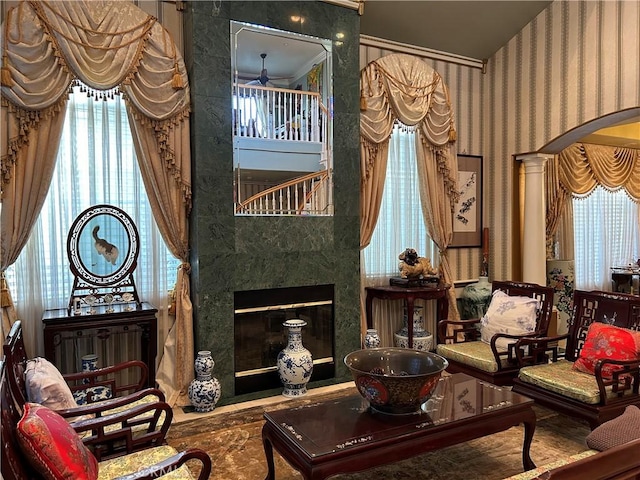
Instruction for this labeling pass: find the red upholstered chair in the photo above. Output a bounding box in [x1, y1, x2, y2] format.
[436, 280, 554, 385]
[1, 360, 212, 480]
[512, 290, 640, 429]
[4, 321, 171, 460]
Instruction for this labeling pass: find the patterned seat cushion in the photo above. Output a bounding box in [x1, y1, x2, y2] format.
[518, 359, 634, 404]
[502, 450, 597, 480]
[436, 341, 511, 373]
[97, 445, 195, 479]
[72, 394, 167, 439]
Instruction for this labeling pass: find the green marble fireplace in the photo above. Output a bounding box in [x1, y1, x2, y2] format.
[184, 1, 361, 403]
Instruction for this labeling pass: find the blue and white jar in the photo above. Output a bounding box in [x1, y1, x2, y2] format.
[364, 329, 381, 349]
[277, 319, 313, 397]
[74, 354, 112, 404]
[188, 350, 221, 413]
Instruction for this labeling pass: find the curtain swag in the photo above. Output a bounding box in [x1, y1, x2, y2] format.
[1, 0, 191, 208]
[558, 143, 640, 202]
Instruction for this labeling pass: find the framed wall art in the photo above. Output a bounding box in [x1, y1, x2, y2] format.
[450, 154, 483, 248]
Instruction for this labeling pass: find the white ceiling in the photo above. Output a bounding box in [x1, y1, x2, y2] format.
[360, 1, 553, 60]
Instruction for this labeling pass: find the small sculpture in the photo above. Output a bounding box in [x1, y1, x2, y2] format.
[398, 248, 438, 279]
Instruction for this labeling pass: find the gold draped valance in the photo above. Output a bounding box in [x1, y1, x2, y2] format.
[360, 53, 458, 205]
[558, 143, 640, 202]
[1, 0, 191, 205]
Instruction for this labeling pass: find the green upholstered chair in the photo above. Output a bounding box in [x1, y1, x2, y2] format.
[512, 290, 640, 429]
[436, 280, 554, 386]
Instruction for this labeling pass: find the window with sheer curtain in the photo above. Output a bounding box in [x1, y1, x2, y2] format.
[362, 125, 438, 342]
[573, 186, 640, 290]
[5, 86, 178, 363]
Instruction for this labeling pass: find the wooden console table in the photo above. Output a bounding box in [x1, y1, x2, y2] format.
[42, 302, 158, 388]
[365, 284, 450, 348]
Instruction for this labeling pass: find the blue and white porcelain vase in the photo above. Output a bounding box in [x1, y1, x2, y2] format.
[188, 350, 221, 413]
[74, 354, 112, 404]
[394, 306, 433, 351]
[364, 329, 381, 349]
[277, 319, 313, 397]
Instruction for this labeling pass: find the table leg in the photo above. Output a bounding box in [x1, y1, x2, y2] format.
[406, 297, 415, 348]
[262, 424, 276, 480]
[521, 409, 537, 470]
[365, 292, 375, 330]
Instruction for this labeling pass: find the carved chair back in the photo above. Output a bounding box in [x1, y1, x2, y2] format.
[3, 321, 30, 406]
[1, 360, 39, 480]
[565, 290, 640, 362]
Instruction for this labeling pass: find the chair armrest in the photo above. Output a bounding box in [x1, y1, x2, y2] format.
[64, 360, 149, 398]
[70, 400, 174, 460]
[56, 388, 165, 418]
[437, 318, 481, 344]
[113, 448, 212, 480]
[594, 358, 640, 405]
[513, 333, 570, 367]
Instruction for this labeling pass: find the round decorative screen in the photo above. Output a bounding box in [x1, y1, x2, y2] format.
[67, 205, 139, 287]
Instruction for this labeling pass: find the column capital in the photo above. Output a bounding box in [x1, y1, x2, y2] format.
[517, 153, 553, 171]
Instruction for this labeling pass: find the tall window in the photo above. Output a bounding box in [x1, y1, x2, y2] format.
[363, 125, 438, 282]
[573, 186, 639, 290]
[6, 86, 178, 356]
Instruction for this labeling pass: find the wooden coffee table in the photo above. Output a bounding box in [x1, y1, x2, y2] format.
[262, 373, 536, 480]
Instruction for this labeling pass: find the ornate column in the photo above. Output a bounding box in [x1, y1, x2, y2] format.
[518, 154, 552, 285]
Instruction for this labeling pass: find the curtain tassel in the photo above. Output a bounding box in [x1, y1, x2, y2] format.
[1, 54, 14, 87]
[171, 62, 184, 90]
[448, 127, 457, 142]
[360, 93, 367, 111]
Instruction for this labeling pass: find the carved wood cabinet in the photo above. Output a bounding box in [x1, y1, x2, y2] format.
[42, 302, 158, 388]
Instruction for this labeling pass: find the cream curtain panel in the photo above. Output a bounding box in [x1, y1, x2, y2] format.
[1, 0, 193, 406]
[360, 53, 461, 330]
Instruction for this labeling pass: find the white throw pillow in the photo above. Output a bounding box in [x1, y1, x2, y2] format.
[24, 357, 78, 411]
[480, 290, 539, 350]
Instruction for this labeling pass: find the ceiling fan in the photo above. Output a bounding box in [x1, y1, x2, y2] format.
[237, 53, 293, 85]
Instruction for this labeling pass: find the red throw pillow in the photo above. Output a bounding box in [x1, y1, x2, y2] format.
[573, 322, 640, 378]
[16, 403, 98, 480]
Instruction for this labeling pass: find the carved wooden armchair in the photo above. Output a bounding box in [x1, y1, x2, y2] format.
[512, 290, 640, 429]
[436, 280, 554, 385]
[1, 360, 212, 480]
[4, 321, 171, 460]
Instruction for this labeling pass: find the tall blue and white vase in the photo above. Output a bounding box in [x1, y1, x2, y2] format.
[546, 260, 575, 337]
[277, 319, 313, 397]
[364, 329, 381, 349]
[188, 350, 221, 413]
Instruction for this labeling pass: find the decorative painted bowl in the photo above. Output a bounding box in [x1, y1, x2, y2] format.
[344, 347, 448, 415]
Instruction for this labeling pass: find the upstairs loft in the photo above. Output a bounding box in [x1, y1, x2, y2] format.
[233, 83, 332, 215]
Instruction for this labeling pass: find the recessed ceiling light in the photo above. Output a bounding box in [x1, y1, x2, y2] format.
[336, 32, 345, 39]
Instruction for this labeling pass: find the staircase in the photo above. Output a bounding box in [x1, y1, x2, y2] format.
[235, 170, 332, 215]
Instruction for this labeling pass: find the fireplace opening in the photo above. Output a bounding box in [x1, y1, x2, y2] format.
[234, 284, 335, 395]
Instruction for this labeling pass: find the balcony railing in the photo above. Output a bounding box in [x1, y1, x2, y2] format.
[233, 84, 325, 143]
[235, 170, 332, 216]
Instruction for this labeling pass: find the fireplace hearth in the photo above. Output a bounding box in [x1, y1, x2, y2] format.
[234, 285, 335, 395]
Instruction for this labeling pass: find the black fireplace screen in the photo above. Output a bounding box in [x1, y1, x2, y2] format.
[234, 285, 335, 395]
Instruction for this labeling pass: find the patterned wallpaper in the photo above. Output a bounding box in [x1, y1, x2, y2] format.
[361, 0, 639, 283]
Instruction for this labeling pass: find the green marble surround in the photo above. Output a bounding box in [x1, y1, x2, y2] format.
[184, 1, 361, 403]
